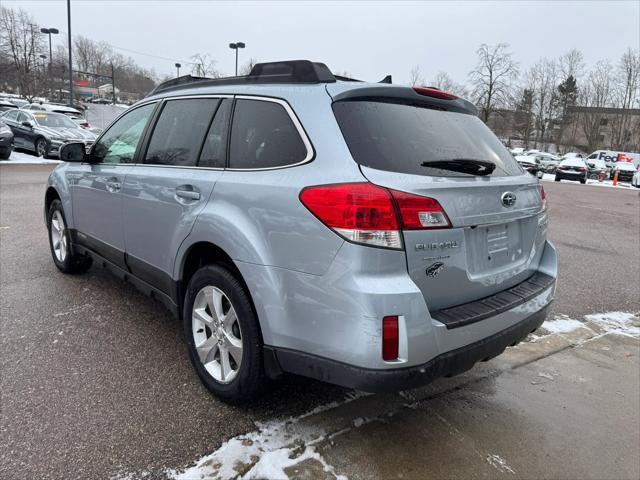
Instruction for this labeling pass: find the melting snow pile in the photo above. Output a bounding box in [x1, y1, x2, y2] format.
[538, 311, 639, 338]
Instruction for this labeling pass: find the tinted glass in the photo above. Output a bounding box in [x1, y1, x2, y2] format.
[16, 112, 28, 123]
[92, 103, 155, 164]
[32, 112, 78, 128]
[199, 99, 231, 168]
[3, 110, 18, 121]
[229, 99, 307, 169]
[145, 98, 219, 167]
[333, 101, 522, 177]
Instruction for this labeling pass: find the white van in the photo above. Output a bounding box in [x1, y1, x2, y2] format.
[586, 150, 640, 168]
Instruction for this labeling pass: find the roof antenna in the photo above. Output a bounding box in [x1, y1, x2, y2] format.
[379, 75, 392, 84]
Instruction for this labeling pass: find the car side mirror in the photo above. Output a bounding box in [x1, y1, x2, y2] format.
[59, 142, 87, 163]
[21, 121, 33, 128]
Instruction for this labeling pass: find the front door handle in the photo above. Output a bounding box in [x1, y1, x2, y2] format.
[175, 186, 200, 201]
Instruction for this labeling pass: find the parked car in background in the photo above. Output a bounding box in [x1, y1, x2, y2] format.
[555, 157, 587, 184]
[609, 161, 637, 183]
[560, 152, 583, 160]
[0, 97, 28, 109]
[632, 169, 640, 188]
[586, 150, 640, 169]
[1, 109, 96, 158]
[0, 100, 18, 113]
[69, 115, 91, 130]
[529, 152, 560, 173]
[585, 158, 607, 180]
[515, 155, 543, 178]
[92, 98, 112, 104]
[0, 120, 14, 159]
[510, 147, 525, 155]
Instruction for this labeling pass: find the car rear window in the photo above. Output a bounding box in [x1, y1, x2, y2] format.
[333, 100, 523, 177]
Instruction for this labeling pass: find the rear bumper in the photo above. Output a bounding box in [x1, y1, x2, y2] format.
[269, 302, 550, 392]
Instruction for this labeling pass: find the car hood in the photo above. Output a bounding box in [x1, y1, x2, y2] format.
[36, 125, 96, 141]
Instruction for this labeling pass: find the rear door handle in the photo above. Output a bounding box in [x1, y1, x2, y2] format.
[175, 186, 200, 201]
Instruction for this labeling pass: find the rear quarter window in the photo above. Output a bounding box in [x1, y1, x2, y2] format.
[229, 99, 308, 169]
[333, 100, 523, 177]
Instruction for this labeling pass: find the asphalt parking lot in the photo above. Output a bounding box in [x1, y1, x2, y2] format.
[1, 164, 638, 480]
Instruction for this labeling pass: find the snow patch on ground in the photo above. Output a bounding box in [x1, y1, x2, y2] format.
[486, 454, 516, 474]
[0, 150, 61, 164]
[534, 311, 639, 340]
[541, 173, 635, 189]
[170, 391, 367, 480]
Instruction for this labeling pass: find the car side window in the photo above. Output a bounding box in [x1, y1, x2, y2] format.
[199, 99, 231, 168]
[229, 99, 307, 169]
[145, 98, 219, 167]
[92, 103, 155, 164]
[16, 112, 28, 123]
[3, 110, 18, 121]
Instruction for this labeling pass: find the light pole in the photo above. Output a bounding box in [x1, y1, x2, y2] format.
[229, 42, 245, 76]
[175, 62, 181, 78]
[39, 54, 47, 72]
[67, 0, 74, 106]
[40, 27, 59, 70]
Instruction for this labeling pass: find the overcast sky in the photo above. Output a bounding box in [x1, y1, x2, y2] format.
[5, 0, 640, 83]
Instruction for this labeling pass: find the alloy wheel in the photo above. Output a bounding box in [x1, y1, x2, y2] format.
[192, 286, 243, 384]
[36, 139, 47, 157]
[50, 210, 67, 262]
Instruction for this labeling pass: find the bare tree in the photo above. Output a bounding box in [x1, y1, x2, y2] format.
[579, 60, 614, 152]
[611, 48, 640, 150]
[190, 53, 220, 78]
[0, 6, 44, 99]
[526, 58, 559, 148]
[239, 57, 258, 76]
[430, 71, 469, 98]
[409, 64, 423, 86]
[559, 48, 585, 81]
[469, 43, 518, 122]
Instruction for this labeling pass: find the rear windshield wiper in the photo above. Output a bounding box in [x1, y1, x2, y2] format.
[421, 159, 496, 176]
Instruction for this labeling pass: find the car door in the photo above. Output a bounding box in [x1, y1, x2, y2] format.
[121, 97, 229, 295]
[67, 102, 157, 269]
[1, 110, 23, 148]
[14, 111, 35, 149]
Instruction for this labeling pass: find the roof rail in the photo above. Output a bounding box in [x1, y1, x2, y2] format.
[146, 60, 337, 97]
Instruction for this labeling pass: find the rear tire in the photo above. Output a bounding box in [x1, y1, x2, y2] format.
[183, 264, 265, 403]
[35, 137, 48, 158]
[554, 176, 561, 182]
[47, 199, 92, 274]
[580, 179, 586, 184]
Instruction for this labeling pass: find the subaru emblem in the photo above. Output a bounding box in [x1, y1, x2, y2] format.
[501, 192, 516, 207]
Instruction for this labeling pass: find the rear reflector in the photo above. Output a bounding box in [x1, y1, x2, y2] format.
[382, 316, 399, 361]
[299, 183, 451, 249]
[413, 86, 458, 100]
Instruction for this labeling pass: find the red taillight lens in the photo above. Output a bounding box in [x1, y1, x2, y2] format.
[538, 185, 547, 212]
[382, 316, 399, 361]
[390, 189, 450, 229]
[299, 183, 401, 249]
[299, 183, 451, 249]
[578, 167, 586, 172]
[413, 86, 458, 100]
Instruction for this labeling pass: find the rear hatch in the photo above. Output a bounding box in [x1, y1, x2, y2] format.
[331, 89, 546, 312]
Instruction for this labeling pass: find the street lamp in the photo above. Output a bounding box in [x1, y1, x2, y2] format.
[175, 62, 181, 78]
[39, 54, 47, 72]
[40, 27, 59, 69]
[229, 42, 245, 76]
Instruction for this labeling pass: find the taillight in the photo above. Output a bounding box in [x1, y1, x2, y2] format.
[389, 189, 450, 229]
[299, 183, 451, 249]
[578, 167, 586, 172]
[538, 185, 547, 212]
[382, 316, 399, 361]
[413, 86, 458, 100]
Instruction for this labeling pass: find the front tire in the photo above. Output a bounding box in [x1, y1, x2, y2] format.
[47, 199, 92, 274]
[580, 179, 586, 184]
[183, 265, 264, 403]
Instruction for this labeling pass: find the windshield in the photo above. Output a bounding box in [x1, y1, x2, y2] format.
[33, 112, 79, 129]
[333, 100, 523, 177]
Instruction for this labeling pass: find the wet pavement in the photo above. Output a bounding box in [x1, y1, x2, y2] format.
[1, 165, 639, 479]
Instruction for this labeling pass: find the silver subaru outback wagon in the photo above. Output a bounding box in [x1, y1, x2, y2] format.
[45, 60, 557, 402]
